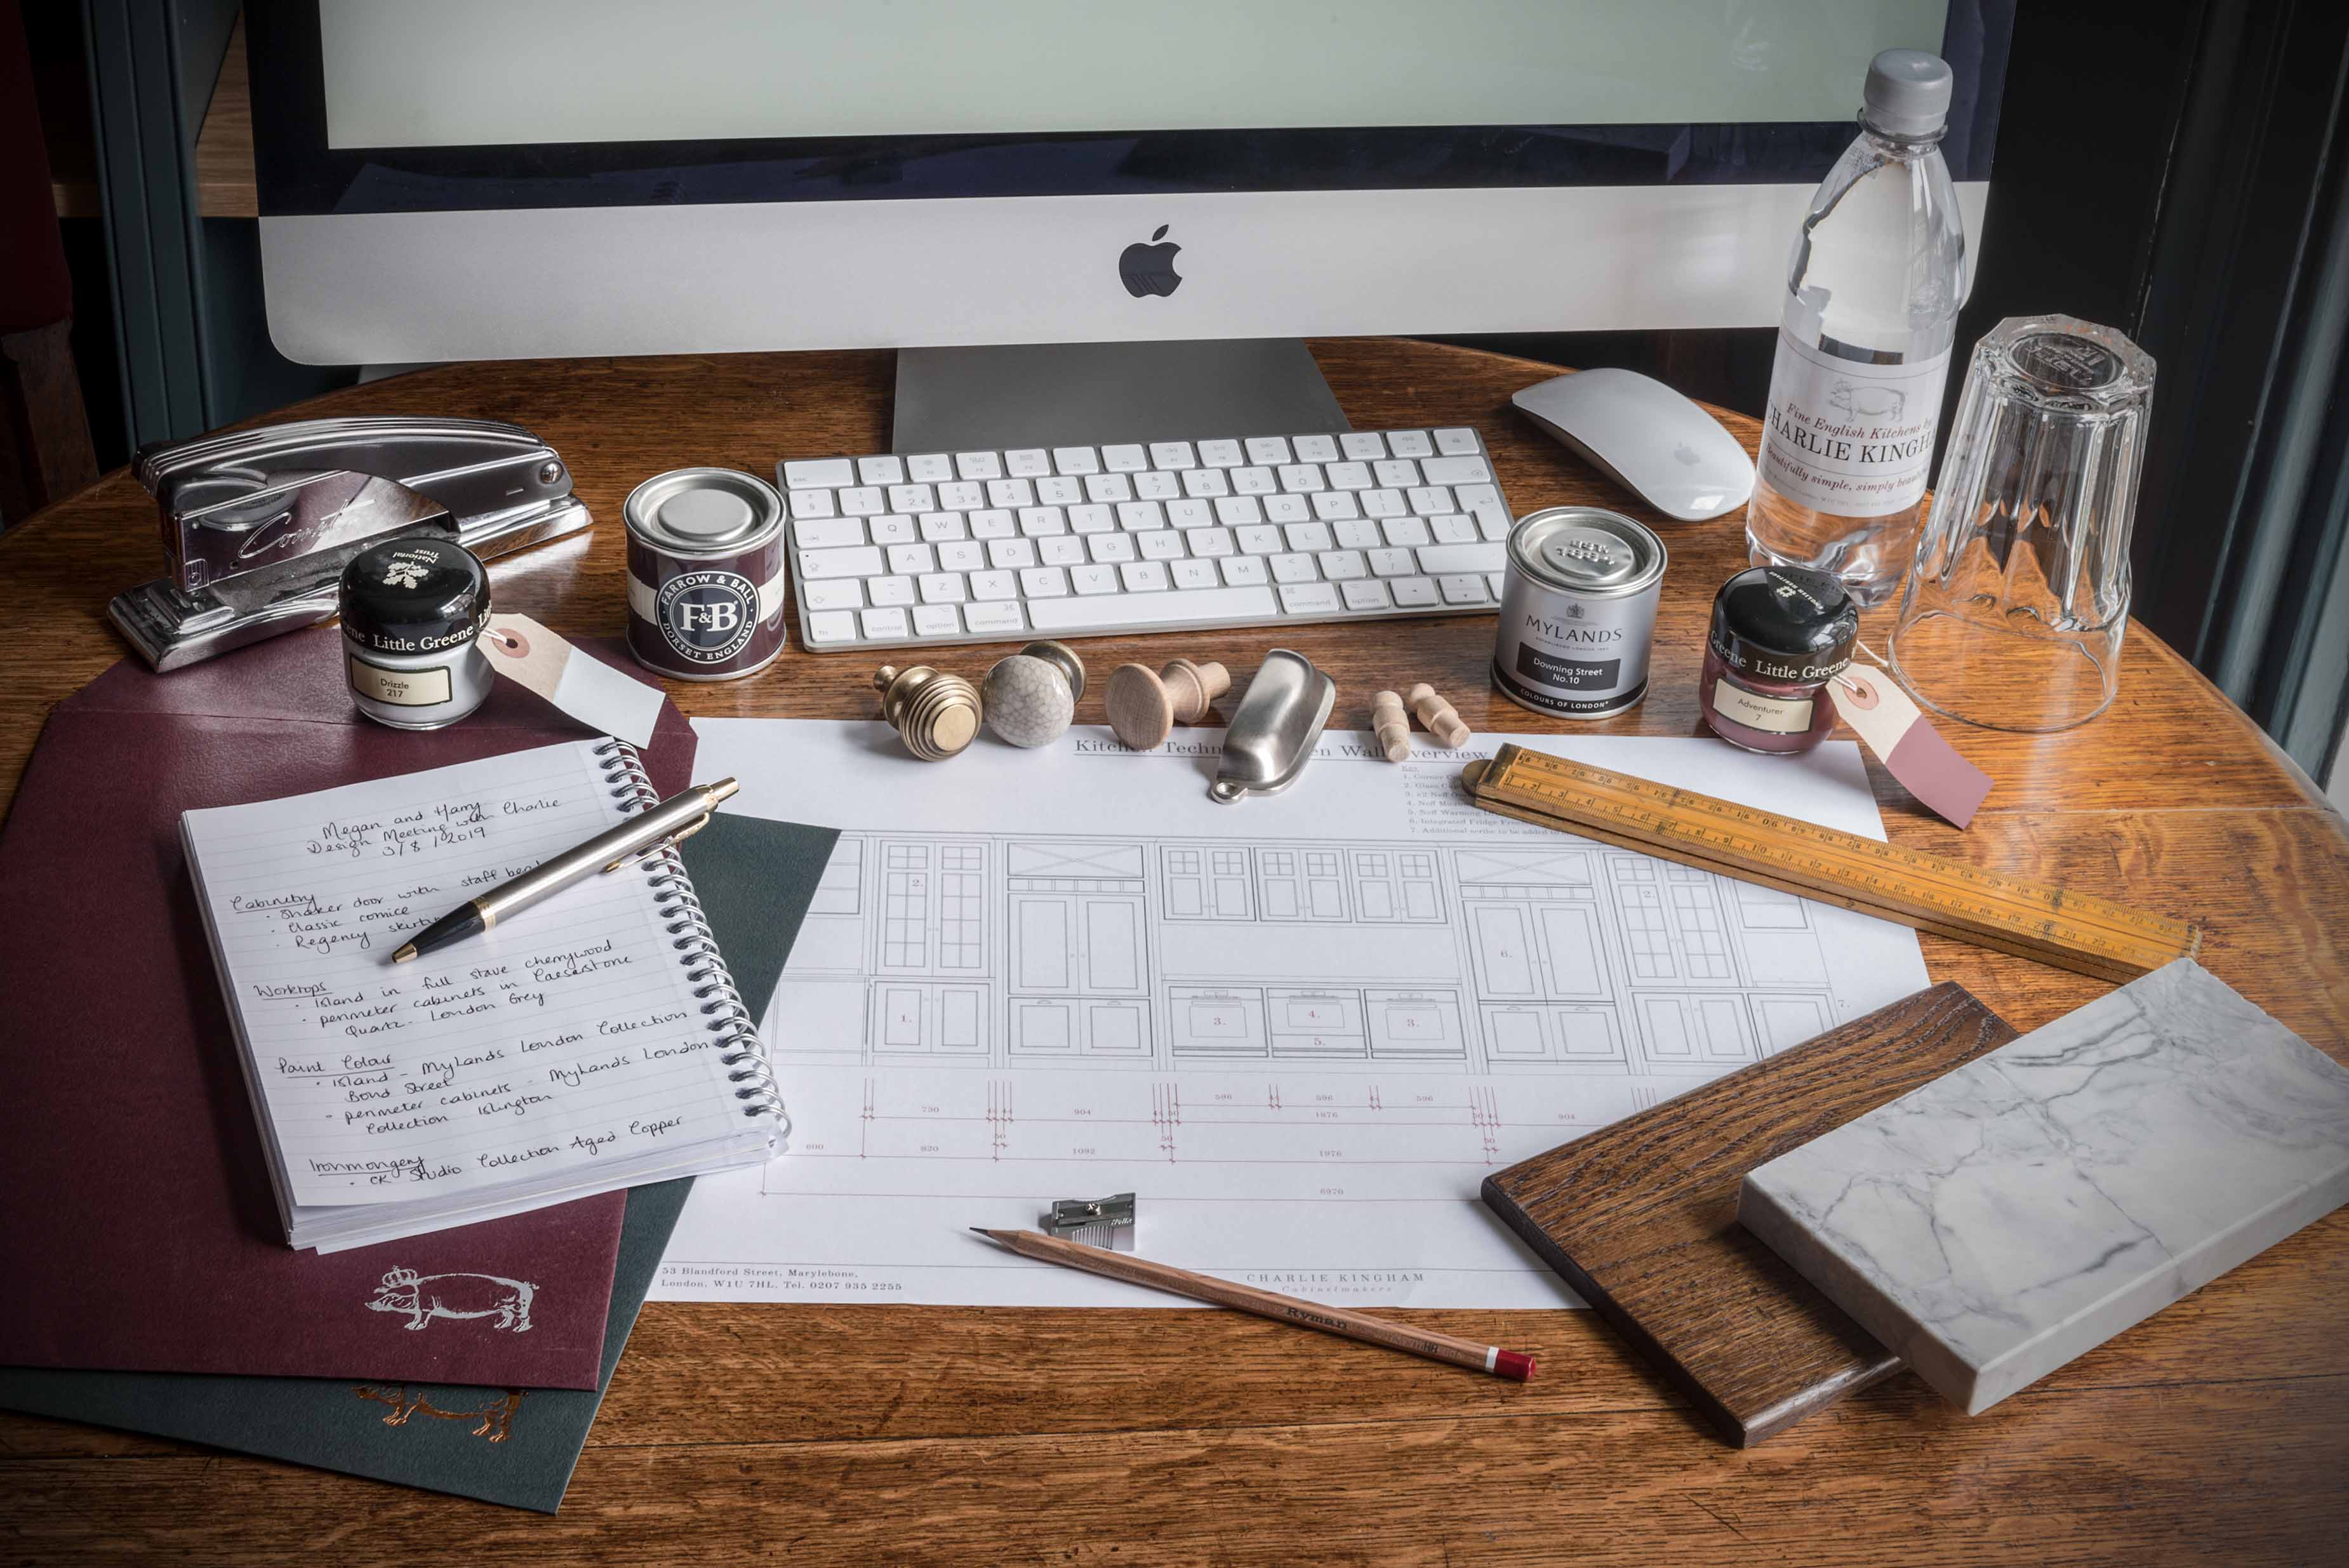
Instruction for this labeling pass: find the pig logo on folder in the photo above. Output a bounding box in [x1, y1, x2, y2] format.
[366, 1268, 538, 1333]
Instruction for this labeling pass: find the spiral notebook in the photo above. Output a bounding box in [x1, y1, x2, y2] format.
[180, 738, 785, 1252]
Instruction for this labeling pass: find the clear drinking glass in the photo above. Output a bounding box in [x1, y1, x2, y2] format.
[1887, 315, 2155, 731]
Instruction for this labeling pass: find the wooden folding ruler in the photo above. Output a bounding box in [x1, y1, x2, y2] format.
[1461, 745, 2198, 983]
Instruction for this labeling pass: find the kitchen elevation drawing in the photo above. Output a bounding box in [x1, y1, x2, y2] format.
[654, 721, 1931, 1308]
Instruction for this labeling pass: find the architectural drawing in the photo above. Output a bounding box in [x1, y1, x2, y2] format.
[652, 723, 1931, 1310]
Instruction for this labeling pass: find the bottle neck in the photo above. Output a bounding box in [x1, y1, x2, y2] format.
[1857, 119, 1946, 160]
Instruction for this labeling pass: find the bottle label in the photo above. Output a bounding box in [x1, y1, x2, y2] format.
[1758, 332, 1950, 518]
[1711, 678, 1814, 734]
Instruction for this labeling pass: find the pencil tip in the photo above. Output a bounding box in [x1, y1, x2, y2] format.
[391, 944, 416, 963]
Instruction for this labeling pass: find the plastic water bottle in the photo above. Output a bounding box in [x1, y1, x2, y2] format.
[1745, 50, 1967, 606]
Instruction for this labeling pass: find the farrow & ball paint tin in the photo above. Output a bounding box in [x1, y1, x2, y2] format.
[623, 467, 789, 681]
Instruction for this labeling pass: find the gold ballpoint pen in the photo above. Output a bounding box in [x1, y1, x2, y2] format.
[392, 777, 739, 962]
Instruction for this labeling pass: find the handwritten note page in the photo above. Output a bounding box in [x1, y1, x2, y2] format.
[182, 741, 745, 1209]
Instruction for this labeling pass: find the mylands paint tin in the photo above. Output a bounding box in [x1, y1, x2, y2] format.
[623, 467, 789, 681]
[1491, 507, 1667, 718]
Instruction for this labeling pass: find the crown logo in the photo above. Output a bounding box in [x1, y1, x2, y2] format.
[1568, 601, 1584, 618]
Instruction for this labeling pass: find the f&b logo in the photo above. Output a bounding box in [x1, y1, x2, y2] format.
[656, 569, 760, 664]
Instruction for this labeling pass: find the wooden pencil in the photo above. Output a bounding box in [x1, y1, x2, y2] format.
[971, 1228, 1536, 1381]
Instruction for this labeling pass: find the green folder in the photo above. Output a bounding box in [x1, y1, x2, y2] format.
[0, 812, 839, 1513]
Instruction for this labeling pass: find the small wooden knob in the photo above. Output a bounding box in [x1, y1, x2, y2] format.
[1371, 690, 1411, 762]
[874, 664, 982, 761]
[1106, 658, 1230, 750]
[1407, 682, 1470, 748]
[1161, 659, 1228, 722]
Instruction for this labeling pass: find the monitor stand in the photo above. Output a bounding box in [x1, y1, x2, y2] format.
[891, 339, 1350, 455]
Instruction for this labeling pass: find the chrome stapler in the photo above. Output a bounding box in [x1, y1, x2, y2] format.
[107, 415, 592, 670]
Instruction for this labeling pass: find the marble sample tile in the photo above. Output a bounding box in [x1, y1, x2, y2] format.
[1738, 960, 2349, 1415]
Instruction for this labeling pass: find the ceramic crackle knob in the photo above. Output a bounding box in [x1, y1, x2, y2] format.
[982, 641, 1086, 747]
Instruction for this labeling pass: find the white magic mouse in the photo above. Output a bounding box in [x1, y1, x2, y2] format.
[1512, 368, 1756, 522]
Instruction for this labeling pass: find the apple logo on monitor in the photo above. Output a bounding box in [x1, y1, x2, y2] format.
[1119, 225, 1183, 298]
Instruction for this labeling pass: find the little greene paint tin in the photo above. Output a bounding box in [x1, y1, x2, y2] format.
[338, 538, 494, 730]
[1491, 507, 1667, 719]
[623, 467, 790, 681]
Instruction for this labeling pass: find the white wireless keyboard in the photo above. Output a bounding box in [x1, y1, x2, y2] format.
[779, 429, 1514, 651]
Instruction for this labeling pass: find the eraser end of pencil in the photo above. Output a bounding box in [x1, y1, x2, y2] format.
[390, 943, 417, 964]
[1495, 1351, 1536, 1382]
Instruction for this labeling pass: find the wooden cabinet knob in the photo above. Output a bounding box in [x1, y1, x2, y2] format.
[1407, 682, 1470, 748]
[1371, 690, 1411, 761]
[1105, 658, 1230, 750]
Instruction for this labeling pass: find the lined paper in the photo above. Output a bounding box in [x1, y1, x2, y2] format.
[183, 741, 748, 1209]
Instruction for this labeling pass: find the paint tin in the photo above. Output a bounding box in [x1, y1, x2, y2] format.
[623, 467, 789, 681]
[1491, 507, 1667, 719]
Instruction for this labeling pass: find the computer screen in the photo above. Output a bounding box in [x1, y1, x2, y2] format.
[248, 0, 2006, 363]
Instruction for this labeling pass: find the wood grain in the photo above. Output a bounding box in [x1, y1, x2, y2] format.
[0, 339, 2343, 1563]
[1484, 983, 2020, 1446]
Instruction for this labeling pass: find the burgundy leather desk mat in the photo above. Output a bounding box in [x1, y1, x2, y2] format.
[0, 630, 692, 1389]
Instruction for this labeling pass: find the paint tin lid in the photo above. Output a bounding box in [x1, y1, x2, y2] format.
[1507, 507, 1666, 600]
[623, 467, 785, 557]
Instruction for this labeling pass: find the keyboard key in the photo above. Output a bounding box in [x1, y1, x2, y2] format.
[1383, 515, 1432, 547]
[1172, 558, 1220, 589]
[1265, 494, 1312, 524]
[1277, 464, 1324, 492]
[1270, 552, 1320, 584]
[1021, 566, 1068, 597]
[1341, 578, 1393, 611]
[939, 480, 985, 510]
[1479, 508, 1514, 541]
[1148, 441, 1195, 468]
[1053, 446, 1100, 475]
[1190, 527, 1235, 557]
[969, 508, 1016, 540]
[801, 578, 863, 610]
[1138, 530, 1187, 561]
[1216, 495, 1264, 527]
[987, 538, 1037, 569]
[1117, 500, 1166, 531]
[1456, 482, 1500, 510]
[1019, 506, 1067, 536]
[888, 482, 934, 513]
[1284, 521, 1334, 552]
[1390, 576, 1439, 606]
[800, 545, 885, 578]
[1121, 561, 1170, 592]
[1237, 525, 1283, 555]
[1437, 574, 1489, 605]
[1407, 486, 1453, 514]
[1333, 518, 1381, 550]
[1245, 435, 1291, 465]
[1373, 458, 1420, 488]
[806, 609, 858, 644]
[1037, 474, 1084, 505]
[1181, 467, 1230, 498]
[969, 569, 1018, 601]
[987, 477, 1034, 508]
[862, 606, 912, 640]
[910, 604, 959, 637]
[939, 541, 987, 572]
[886, 542, 935, 576]
[868, 575, 915, 606]
[1421, 455, 1492, 485]
[1418, 541, 1507, 575]
[1197, 439, 1244, 467]
[1487, 571, 1506, 599]
[839, 486, 884, 517]
[1166, 498, 1214, 528]
[858, 455, 904, 486]
[1005, 448, 1051, 477]
[919, 512, 968, 541]
[1311, 491, 1362, 521]
[784, 457, 855, 488]
[869, 515, 915, 545]
[1362, 488, 1406, 518]
[1028, 583, 1281, 632]
[794, 517, 865, 550]
[1369, 548, 1416, 578]
[1068, 503, 1114, 533]
[1434, 428, 1481, 455]
[1431, 515, 1479, 545]
[964, 601, 1027, 636]
[955, 450, 1002, 480]
[1388, 430, 1434, 458]
[1293, 434, 1340, 462]
[1101, 444, 1147, 472]
[1038, 535, 1086, 566]
[1340, 432, 1388, 460]
[907, 453, 954, 482]
[1084, 472, 1134, 503]
[1088, 533, 1137, 564]
[919, 573, 967, 604]
[1319, 550, 1367, 581]
[1231, 465, 1277, 495]
[1134, 470, 1180, 500]
[1220, 554, 1269, 586]
[1327, 461, 1372, 490]
[1279, 581, 1342, 615]
[789, 489, 837, 519]
[1072, 564, 1120, 595]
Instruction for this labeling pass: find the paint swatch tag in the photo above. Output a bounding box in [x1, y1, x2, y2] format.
[1828, 665, 1993, 829]
[480, 613, 664, 748]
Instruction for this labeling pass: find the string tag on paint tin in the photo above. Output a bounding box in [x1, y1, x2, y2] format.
[481, 613, 665, 747]
[1828, 657, 1993, 829]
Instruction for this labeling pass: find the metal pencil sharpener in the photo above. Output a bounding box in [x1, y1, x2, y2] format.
[1043, 1193, 1136, 1252]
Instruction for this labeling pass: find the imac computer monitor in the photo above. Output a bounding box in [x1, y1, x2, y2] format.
[248, 1, 2006, 371]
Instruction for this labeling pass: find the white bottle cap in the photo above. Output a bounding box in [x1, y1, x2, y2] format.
[1863, 49, 1953, 140]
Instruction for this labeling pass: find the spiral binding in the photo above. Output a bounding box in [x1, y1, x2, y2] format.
[594, 740, 789, 1143]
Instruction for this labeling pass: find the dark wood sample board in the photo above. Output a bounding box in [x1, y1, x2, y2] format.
[1484, 983, 2018, 1446]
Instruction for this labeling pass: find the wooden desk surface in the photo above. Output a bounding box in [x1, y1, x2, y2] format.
[2, 340, 2343, 1565]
